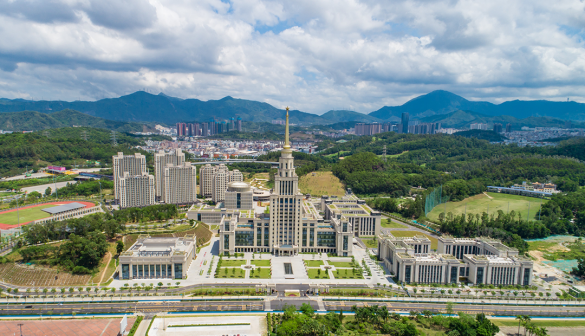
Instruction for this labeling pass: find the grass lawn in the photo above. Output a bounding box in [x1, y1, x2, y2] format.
[305, 260, 324, 267]
[389, 230, 438, 250]
[527, 241, 559, 252]
[220, 259, 247, 267]
[328, 261, 356, 268]
[299, 171, 345, 197]
[427, 192, 545, 223]
[333, 269, 364, 279]
[307, 268, 330, 279]
[381, 218, 407, 228]
[0, 204, 56, 224]
[492, 320, 585, 327]
[250, 260, 271, 267]
[249, 267, 271, 279]
[216, 267, 246, 278]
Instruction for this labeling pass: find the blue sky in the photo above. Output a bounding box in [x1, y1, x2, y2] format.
[0, 0, 584, 114]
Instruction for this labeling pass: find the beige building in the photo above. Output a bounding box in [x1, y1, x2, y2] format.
[154, 149, 185, 201]
[112, 152, 147, 201]
[225, 181, 254, 210]
[199, 164, 215, 197]
[119, 172, 155, 208]
[322, 195, 381, 237]
[163, 162, 197, 205]
[119, 235, 196, 280]
[378, 235, 533, 286]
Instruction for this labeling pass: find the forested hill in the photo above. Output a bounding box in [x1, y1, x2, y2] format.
[322, 133, 585, 199]
[0, 127, 169, 176]
[0, 109, 147, 132]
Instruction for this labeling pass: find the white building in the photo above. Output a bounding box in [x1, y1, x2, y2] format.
[322, 195, 381, 237]
[119, 172, 155, 208]
[112, 152, 147, 201]
[224, 181, 254, 210]
[163, 162, 197, 205]
[378, 235, 533, 286]
[154, 149, 185, 201]
[119, 235, 196, 280]
[199, 164, 215, 197]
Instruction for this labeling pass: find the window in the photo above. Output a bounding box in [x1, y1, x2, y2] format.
[309, 228, 314, 246]
[317, 232, 336, 247]
[174, 263, 182, 279]
[138, 265, 143, 278]
[405, 265, 411, 284]
[451, 267, 458, 283]
[257, 227, 262, 246]
[342, 223, 348, 233]
[132, 265, 137, 278]
[264, 228, 270, 246]
[302, 228, 307, 246]
[122, 264, 129, 280]
[343, 236, 348, 250]
[523, 268, 530, 286]
[224, 235, 230, 250]
[476, 267, 484, 284]
[156, 265, 161, 277]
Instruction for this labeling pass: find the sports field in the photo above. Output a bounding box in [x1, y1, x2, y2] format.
[299, 171, 345, 197]
[0, 201, 94, 227]
[427, 192, 545, 223]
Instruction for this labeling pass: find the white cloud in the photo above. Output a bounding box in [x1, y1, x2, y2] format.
[0, 0, 585, 115]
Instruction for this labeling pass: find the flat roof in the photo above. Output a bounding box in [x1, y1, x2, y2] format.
[42, 202, 86, 214]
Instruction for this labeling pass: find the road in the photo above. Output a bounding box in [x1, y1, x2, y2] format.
[0, 297, 583, 317]
[2, 168, 103, 182]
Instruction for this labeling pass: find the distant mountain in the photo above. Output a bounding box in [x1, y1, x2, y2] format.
[320, 110, 382, 123]
[419, 110, 585, 129]
[370, 90, 585, 121]
[0, 109, 145, 132]
[0, 92, 329, 125]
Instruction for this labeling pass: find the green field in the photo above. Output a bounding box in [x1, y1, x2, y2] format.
[0, 204, 56, 224]
[250, 260, 271, 267]
[427, 192, 545, 223]
[328, 261, 356, 268]
[307, 268, 330, 279]
[389, 230, 438, 250]
[249, 267, 271, 279]
[220, 260, 247, 267]
[305, 260, 324, 267]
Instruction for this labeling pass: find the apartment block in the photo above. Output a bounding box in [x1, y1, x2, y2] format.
[119, 172, 155, 208]
[163, 162, 197, 205]
[154, 149, 185, 201]
[112, 152, 147, 201]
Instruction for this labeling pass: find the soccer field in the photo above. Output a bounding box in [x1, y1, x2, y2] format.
[0, 204, 56, 225]
[427, 192, 545, 222]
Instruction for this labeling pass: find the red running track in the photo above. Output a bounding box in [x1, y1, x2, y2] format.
[0, 201, 95, 229]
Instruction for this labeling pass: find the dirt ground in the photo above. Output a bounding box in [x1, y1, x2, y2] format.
[0, 317, 136, 336]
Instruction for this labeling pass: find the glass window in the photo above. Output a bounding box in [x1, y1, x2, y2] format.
[121, 264, 129, 280]
[451, 267, 458, 283]
[235, 231, 254, 246]
[138, 265, 143, 277]
[174, 263, 182, 279]
[224, 235, 230, 250]
[167, 265, 172, 277]
[302, 228, 307, 247]
[476, 267, 484, 284]
[257, 227, 262, 246]
[309, 228, 314, 246]
[132, 265, 137, 278]
[523, 268, 530, 286]
[405, 265, 411, 284]
[156, 265, 160, 277]
[343, 236, 348, 250]
[264, 228, 269, 246]
[342, 223, 347, 233]
[317, 232, 336, 247]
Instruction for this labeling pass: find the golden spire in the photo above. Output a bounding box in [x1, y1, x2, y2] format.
[284, 106, 290, 150]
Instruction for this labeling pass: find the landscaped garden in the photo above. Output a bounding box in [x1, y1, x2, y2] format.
[307, 268, 330, 279]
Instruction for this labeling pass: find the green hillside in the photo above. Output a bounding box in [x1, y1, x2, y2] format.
[0, 109, 146, 132]
[320, 110, 383, 123]
[0, 127, 168, 176]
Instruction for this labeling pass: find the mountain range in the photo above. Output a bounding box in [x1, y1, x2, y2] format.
[0, 90, 584, 130]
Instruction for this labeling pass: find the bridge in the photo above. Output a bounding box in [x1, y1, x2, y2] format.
[190, 159, 279, 166]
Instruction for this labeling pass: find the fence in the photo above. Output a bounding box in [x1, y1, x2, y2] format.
[424, 185, 449, 216]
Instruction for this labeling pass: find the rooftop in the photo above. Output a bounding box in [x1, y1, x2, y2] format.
[42, 202, 87, 214]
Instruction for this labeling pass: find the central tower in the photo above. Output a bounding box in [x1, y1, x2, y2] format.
[270, 107, 303, 256]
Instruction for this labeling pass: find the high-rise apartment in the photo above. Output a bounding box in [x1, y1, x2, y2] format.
[211, 165, 229, 203]
[163, 162, 197, 204]
[401, 112, 410, 134]
[154, 149, 185, 201]
[119, 172, 155, 208]
[199, 164, 215, 197]
[112, 152, 147, 201]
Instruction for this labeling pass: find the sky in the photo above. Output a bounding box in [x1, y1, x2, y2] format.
[1, 0, 585, 114]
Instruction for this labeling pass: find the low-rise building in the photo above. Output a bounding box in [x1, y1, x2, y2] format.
[378, 234, 533, 286]
[118, 235, 196, 280]
[322, 195, 381, 237]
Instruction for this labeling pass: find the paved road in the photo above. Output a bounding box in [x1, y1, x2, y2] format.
[1, 297, 583, 317]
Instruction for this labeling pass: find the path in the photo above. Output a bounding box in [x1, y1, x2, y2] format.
[97, 252, 112, 285]
[483, 192, 493, 199]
